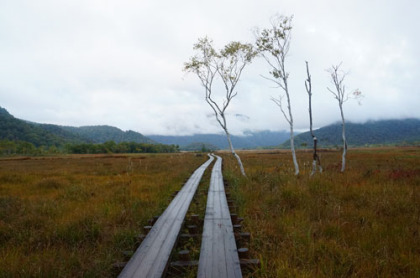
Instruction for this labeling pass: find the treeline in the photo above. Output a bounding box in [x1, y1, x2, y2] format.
[66, 141, 179, 154]
[61, 125, 156, 144]
[0, 140, 179, 156]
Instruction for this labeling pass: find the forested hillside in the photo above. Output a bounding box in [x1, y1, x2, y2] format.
[0, 107, 155, 146]
[283, 119, 420, 148]
[0, 107, 86, 146]
[61, 125, 156, 144]
[149, 130, 291, 150]
[0, 107, 167, 155]
[2, 106, 419, 152]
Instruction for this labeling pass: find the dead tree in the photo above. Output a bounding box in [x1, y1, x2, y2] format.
[327, 63, 362, 172]
[305, 61, 322, 176]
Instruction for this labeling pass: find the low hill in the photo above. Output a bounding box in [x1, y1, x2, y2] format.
[3, 106, 418, 150]
[0, 107, 155, 147]
[282, 119, 420, 148]
[0, 107, 87, 146]
[61, 125, 156, 144]
[148, 130, 291, 150]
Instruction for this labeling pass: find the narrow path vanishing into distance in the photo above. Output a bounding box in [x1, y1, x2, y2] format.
[119, 155, 214, 277]
[198, 155, 242, 277]
[119, 154, 251, 278]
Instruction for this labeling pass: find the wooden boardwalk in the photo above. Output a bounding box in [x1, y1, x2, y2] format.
[118, 155, 214, 278]
[197, 155, 242, 278]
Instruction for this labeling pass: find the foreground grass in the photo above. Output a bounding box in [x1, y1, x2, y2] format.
[222, 147, 420, 277]
[0, 153, 206, 277]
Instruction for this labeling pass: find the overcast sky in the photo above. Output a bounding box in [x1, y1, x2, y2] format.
[0, 0, 418, 135]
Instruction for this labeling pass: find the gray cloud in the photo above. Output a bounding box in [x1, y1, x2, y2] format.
[0, 0, 419, 135]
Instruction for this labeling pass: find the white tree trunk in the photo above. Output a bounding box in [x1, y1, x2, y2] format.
[306, 62, 321, 177]
[289, 123, 299, 176]
[310, 137, 323, 176]
[340, 103, 347, 172]
[310, 137, 317, 176]
[311, 160, 317, 176]
[286, 88, 299, 176]
[225, 130, 246, 177]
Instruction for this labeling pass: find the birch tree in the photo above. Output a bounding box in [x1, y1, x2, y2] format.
[184, 37, 256, 176]
[327, 63, 362, 172]
[305, 61, 322, 176]
[255, 15, 299, 175]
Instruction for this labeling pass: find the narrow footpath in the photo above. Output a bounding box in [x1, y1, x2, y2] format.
[197, 155, 242, 277]
[118, 154, 256, 278]
[118, 155, 214, 278]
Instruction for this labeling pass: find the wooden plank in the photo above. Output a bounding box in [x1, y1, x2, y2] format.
[198, 155, 242, 278]
[119, 155, 214, 278]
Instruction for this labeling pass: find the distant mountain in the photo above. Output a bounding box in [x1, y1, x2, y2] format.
[0, 107, 155, 147]
[0, 107, 87, 146]
[282, 119, 420, 148]
[148, 130, 291, 150]
[61, 125, 156, 144]
[3, 106, 418, 150]
[181, 142, 219, 152]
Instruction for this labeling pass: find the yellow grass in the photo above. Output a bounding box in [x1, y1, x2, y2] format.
[1, 148, 419, 277]
[221, 147, 420, 277]
[0, 153, 207, 277]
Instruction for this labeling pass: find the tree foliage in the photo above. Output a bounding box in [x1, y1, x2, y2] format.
[61, 126, 155, 144]
[284, 119, 420, 148]
[65, 141, 179, 154]
[184, 37, 256, 176]
[255, 15, 293, 89]
[0, 139, 179, 156]
[255, 15, 299, 175]
[0, 107, 85, 147]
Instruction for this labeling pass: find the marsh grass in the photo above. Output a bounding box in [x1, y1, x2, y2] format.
[0, 153, 206, 277]
[222, 147, 420, 277]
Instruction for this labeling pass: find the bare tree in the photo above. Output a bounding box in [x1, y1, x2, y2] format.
[305, 61, 322, 176]
[327, 63, 362, 172]
[184, 37, 256, 176]
[255, 15, 299, 175]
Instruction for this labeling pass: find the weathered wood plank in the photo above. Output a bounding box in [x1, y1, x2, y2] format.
[198, 155, 242, 278]
[119, 155, 214, 278]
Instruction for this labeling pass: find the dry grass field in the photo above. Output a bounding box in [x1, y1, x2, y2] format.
[0, 153, 206, 277]
[222, 147, 420, 277]
[1, 148, 419, 277]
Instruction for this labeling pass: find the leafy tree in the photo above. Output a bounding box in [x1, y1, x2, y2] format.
[16, 141, 36, 155]
[184, 37, 256, 176]
[64, 142, 178, 154]
[0, 140, 17, 155]
[48, 145, 60, 154]
[255, 15, 299, 175]
[103, 141, 117, 153]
